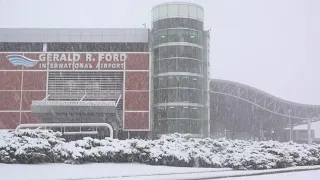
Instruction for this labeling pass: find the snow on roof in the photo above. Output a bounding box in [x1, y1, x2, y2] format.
[294, 121, 320, 138]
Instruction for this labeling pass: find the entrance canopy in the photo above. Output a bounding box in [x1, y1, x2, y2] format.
[31, 101, 117, 114]
[31, 100, 120, 126]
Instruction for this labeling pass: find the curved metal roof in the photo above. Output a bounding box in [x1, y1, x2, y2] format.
[210, 79, 320, 120]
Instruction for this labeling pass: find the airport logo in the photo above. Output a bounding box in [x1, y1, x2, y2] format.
[6, 55, 40, 67]
[5, 53, 131, 70]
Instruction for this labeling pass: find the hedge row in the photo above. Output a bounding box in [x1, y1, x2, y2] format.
[1, 129, 320, 170]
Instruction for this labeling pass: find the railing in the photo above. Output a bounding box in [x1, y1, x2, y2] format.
[15, 123, 114, 138]
[32, 101, 116, 106]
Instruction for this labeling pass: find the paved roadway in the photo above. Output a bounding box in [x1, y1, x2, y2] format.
[217, 170, 320, 180]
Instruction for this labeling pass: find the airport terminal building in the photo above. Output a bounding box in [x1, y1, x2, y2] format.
[2, 2, 314, 141]
[0, 2, 211, 139]
[0, 28, 151, 138]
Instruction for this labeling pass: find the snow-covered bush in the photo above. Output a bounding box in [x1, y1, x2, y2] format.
[1, 130, 320, 170]
[0, 129, 65, 163]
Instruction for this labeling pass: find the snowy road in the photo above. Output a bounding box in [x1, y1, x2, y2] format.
[219, 170, 320, 180]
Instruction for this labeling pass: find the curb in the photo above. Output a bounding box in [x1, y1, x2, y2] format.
[51, 169, 233, 180]
[189, 166, 320, 180]
[55, 166, 320, 180]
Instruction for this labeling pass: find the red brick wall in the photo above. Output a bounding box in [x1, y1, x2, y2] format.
[0, 53, 47, 129]
[125, 92, 149, 111]
[0, 112, 20, 129]
[125, 72, 149, 90]
[0, 52, 150, 131]
[0, 91, 21, 110]
[0, 72, 22, 90]
[124, 112, 149, 130]
[21, 91, 46, 110]
[124, 54, 150, 131]
[23, 72, 47, 90]
[125, 54, 149, 70]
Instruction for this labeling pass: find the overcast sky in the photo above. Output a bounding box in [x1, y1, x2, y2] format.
[0, 0, 319, 104]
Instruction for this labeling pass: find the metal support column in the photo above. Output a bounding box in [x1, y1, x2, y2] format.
[259, 120, 264, 141]
[308, 119, 312, 144]
[288, 110, 292, 141]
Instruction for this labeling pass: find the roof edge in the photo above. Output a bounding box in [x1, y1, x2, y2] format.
[152, 2, 204, 11]
[211, 78, 320, 109]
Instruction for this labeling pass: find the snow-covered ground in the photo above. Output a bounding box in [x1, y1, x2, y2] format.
[220, 170, 320, 180]
[0, 130, 9, 133]
[0, 163, 231, 180]
[136, 166, 320, 180]
[1, 163, 319, 180]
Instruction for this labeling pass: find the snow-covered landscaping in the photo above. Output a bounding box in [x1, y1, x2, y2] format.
[1, 129, 320, 170]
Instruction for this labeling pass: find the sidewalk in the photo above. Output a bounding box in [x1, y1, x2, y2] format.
[122, 165, 320, 180]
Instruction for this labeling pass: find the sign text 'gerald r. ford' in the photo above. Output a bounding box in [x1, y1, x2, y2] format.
[39, 53, 127, 62]
[35, 53, 127, 70]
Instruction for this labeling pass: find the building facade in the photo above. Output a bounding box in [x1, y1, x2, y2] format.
[0, 28, 151, 138]
[151, 2, 210, 137]
[0, 2, 211, 139]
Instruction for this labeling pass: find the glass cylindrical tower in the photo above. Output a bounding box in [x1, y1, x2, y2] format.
[151, 2, 210, 137]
